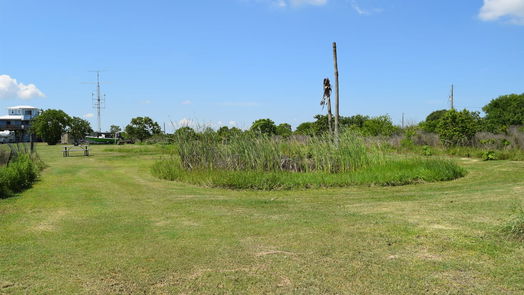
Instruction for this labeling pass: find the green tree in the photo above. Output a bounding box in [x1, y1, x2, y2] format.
[276, 123, 292, 137]
[217, 126, 242, 140]
[483, 93, 524, 132]
[420, 109, 448, 133]
[362, 115, 400, 136]
[295, 122, 315, 136]
[436, 109, 481, 146]
[173, 126, 198, 141]
[342, 115, 369, 129]
[310, 114, 370, 135]
[109, 125, 121, 135]
[250, 119, 277, 136]
[31, 109, 71, 145]
[69, 117, 93, 143]
[124, 117, 161, 142]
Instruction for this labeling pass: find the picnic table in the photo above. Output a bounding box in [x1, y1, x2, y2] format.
[63, 145, 90, 157]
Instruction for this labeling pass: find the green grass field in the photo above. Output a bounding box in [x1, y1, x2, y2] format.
[1, 144, 523, 294]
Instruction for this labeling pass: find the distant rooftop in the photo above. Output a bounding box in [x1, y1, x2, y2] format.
[7, 106, 39, 110]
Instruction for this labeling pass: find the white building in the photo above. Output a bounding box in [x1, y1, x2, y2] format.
[0, 106, 40, 142]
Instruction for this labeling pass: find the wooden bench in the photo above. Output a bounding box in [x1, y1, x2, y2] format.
[63, 145, 90, 157]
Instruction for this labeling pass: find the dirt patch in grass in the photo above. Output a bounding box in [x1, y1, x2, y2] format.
[31, 210, 68, 232]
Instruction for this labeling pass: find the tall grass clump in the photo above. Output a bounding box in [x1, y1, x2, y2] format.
[152, 130, 465, 190]
[0, 145, 43, 198]
[502, 205, 524, 241]
[175, 131, 383, 173]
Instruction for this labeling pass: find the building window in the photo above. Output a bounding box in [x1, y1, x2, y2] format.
[25, 110, 32, 116]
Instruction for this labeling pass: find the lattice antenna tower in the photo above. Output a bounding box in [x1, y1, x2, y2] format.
[89, 71, 106, 133]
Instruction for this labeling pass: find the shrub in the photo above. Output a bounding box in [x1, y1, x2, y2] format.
[362, 115, 400, 137]
[0, 153, 41, 198]
[421, 109, 448, 133]
[482, 150, 496, 161]
[436, 109, 481, 146]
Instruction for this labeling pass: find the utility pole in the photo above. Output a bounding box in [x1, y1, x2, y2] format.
[449, 84, 454, 110]
[333, 42, 340, 138]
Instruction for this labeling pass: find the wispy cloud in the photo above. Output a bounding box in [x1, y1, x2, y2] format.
[479, 0, 524, 25]
[0, 74, 45, 100]
[216, 101, 261, 107]
[141, 99, 152, 104]
[350, 0, 368, 15]
[181, 100, 192, 105]
[349, 0, 382, 15]
[83, 113, 94, 118]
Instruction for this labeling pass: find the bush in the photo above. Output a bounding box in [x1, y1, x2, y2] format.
[0, 153, 41, 198]
[437, 109, 481, 146]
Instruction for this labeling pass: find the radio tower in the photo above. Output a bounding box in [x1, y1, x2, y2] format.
[90, 71, 106, 133]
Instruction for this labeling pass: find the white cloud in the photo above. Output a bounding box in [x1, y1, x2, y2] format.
[142, 99, 152, 104]
[181, 100, 192, 105]
[83, 113, 94, 118]
[479, 0, 524, 24]
[228, 121, 237, 126]
[0, 74, 45, 100]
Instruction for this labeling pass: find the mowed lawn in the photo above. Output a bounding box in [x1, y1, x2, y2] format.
[1, 144, 523, 294]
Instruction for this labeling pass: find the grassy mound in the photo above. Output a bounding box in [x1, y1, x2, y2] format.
[153, 156, 465, 190]
[152, 132, 466, 190]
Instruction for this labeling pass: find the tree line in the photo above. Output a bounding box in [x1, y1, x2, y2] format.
[30, 93, 523, 147]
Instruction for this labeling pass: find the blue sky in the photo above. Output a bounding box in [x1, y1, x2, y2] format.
[1, 0, 523, 131]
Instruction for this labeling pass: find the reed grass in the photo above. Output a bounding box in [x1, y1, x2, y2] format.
[153, 131, 465, 190]
[173, 131, 384, 173]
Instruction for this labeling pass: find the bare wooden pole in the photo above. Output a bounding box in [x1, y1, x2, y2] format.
[333, 42, 340, 137]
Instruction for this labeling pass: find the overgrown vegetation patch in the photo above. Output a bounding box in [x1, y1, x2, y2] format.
[0, 146, 43, 198]
[152, 132, 466, 190]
